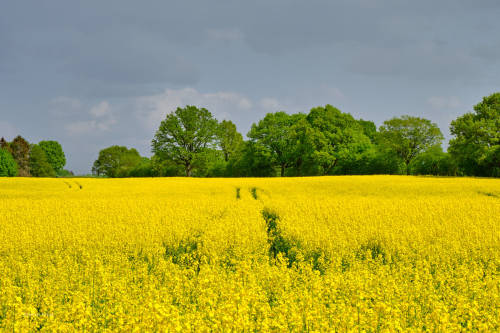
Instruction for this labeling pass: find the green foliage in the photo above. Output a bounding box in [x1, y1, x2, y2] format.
[191, 149, 226, 177]
[226, 141, 276, 177]
[10, 136, 31, 176]
[378, 116, 444, 174]
[449, 92, 500, 177]
[127, 158, 155, 177]
[29, 144, 56, 177]
[356, 239, 387, 263]
[151, 155, 184, 177]
[92, 146, 142, 177]
[0, 148, 18, 177]
[358, 119, 377, 142]
[58, 169, 75, 177]
[410, 145, 458, 176]
[262, 208, 330, 274]
[163, 233, 205, 272]
[217, 120, 243, 162]
[152, 105, 219, 177]
[38, 141, 66, 175]
[306, 105, 373, 175]
[248, 112, 307, 176]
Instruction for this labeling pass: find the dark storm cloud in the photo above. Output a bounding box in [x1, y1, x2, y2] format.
[1, 0, 499, 173]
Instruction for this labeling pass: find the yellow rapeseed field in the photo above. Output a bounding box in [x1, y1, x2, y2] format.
[0, 176, 499, 331]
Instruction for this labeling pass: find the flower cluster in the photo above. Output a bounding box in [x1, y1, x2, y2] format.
[0, 176, 498, 331]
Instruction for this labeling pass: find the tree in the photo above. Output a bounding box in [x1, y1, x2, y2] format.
[248, 112, 306, 177]
[306, 105, 372, 175]
[226, 141, 276, 177]
[378, 116, 444, 175]
[409, 145, 458, 176]
[449, 93, 500, 177]
[38, 140, 66, 175]
[29, 144, 56, 177]
[10, 135, 31, 176]
[286, 118, 320, 176]
[217, 120, 243, 162]
[92, 146, 142, 177]
[127, 157, 155, 177]
[152, 105, 219, 177]
[0, 148, 18, 177]
[0, 137, 10, 152]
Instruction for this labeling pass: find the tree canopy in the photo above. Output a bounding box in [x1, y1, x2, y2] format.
[449, 92, 500, 177]
[306, 105, 372, 175]
[152, 105, 219, 177]
[248, 112, 307, 176]
[92, 146, 142, 178]
[217, 120, 243, 162]
[29, 144, 56, 177]
[10, 136, 31, 177]
[39, 141, 66, 175]
[378, 116, 444, 174]
[0, 148, 18, 177]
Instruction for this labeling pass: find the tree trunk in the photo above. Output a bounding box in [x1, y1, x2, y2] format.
[406, 161, 410, 175]
[280, 164, 285, 177]
[185, 163, 192, 177]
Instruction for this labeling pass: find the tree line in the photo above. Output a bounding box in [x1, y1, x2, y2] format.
[91, 92, 499, 178]
[1, 92, 498, 178]
[0, 136, 69, 177]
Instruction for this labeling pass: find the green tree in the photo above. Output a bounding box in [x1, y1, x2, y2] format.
[152, 105, 219, 177]
[0, 148, 18, 177]
[286, 118, 320, 176]
[10, 135, 31, 176]
[38, 140, 66, 175]
[226, 141, 275, 177]
[449, 93, 500, 177]
[306, 105, 372, 175]
[409, 145, 458, 176]
[378, 116, 444, 175]
[127, 157, 155, 177]
[92, 146, 142, 177]
[29, 144, 56, 177]
[217, 120, 243, 162]
[248, 112, 306, 177]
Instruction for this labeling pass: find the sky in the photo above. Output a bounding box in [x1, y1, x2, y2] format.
[1, 0, 499, 174]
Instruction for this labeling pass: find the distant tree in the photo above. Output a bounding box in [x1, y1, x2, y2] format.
[449, 93, 500, 177]
[0, 148, 18, 177]
[409, 145, 458, 176]
[58, 169, 75, 177]
[306, 105, 372, 175]
[248, 112, 306, 176]
[0, 137, 10, 152]
[151, 155, 184, 177]
[227, 141, 276, 177]
[38, 140, 66, 175]
[152, 105, 219, 177]
[127, 157, 155, 177]
[286, 118, 319, 176]
[10, 136, 31, 176]
[217, 120, 243, 162]
[92, 146, 142, 177]
[29, 145, 56, 177]
[378, 116, 444, 175]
